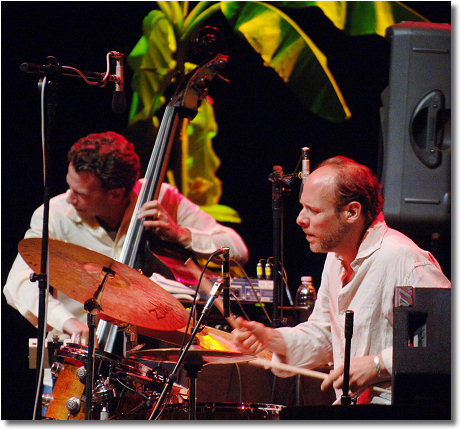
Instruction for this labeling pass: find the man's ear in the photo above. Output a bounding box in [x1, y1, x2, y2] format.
[108, 187, 126, 201]
[344, 201, 362, 223]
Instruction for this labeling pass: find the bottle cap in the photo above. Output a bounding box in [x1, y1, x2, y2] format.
[301, 276, 313, 282]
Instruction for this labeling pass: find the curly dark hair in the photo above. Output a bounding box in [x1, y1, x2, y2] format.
[68, 131, 140, 196]
[317, 156, 384, 223]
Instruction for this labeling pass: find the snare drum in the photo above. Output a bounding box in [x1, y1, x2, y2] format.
[109, 360, 188, 420]
[159, 402, 285, 420]
[107, 359, 163, 420]
[44, 343, 119, 420]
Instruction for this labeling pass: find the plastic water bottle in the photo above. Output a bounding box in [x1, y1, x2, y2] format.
[295, 276, 316, 310]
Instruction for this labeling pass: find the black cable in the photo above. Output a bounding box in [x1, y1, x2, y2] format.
[230, 291, 251, 321]
[179, 249, 222, 351]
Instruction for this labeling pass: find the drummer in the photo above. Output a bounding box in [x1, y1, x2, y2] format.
[231, 156, 450, 404]
[3, 131, 249, 345]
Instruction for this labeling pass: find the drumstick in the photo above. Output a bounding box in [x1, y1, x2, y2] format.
[249, 357, 391, 395]
[249, 357, 327, 380]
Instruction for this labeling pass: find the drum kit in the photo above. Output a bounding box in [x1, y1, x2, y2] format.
[18, 238, 284, 421]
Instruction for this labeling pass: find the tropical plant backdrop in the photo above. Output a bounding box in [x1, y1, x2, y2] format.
[124, 1, 428, 222]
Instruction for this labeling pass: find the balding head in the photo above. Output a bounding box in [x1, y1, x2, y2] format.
[315, 156, 384, 225]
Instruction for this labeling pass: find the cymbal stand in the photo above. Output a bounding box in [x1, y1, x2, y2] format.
[341, 310, 354, 405]
[148, 279, 225, 420]
[83, 266, 115, 419]
[183, 363, 203, 420]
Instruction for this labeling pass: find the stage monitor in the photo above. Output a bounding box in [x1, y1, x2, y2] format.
[379, 22, 451, 234]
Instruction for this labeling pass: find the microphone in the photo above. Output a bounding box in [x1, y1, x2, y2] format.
[111, 52, 126, 114]
[221, 247, 230, 317]
[299, 147, 310, 197]
[301, 147, 310, 184]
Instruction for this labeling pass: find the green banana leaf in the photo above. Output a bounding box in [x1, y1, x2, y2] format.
[126, 1, 428, 221]
[128, 9, 178, 127]
[127, 7, 240, 222]
[221, 1, 351, 123]
[220, 1, 427, 122]
[295, 1, 429, 36]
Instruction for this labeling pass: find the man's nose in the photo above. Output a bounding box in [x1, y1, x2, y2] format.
[296, 209, 308, 227]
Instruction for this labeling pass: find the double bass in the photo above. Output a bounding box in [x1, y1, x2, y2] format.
[97, 53, 230, 352]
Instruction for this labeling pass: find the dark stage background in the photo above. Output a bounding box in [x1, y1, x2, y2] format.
[1, 2, 451, 420]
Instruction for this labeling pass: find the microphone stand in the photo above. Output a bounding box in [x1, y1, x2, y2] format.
[268, 166, 297, 328]
[20, 54, 122, 419]
[148, 279, 225, 420]
[27, 57, 60, 420]
[341, 310, 354, 405]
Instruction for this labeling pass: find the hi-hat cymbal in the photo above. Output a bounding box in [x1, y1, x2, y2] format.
[127, 346, 254, 365]
[136, 324, 273, 361]
[18, 238, 188, 331]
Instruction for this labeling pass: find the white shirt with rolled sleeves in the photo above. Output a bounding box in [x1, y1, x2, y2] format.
[3, 181, 248, 334]
[271, 213, 450, 403]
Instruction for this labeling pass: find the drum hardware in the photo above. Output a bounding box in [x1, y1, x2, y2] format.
[19, 239, 273, 420]
[146, 279, 225, 420]
[65, 397, 82, 417]
[83, 265, 115, 419]
[183, 363, 202, 421]
[108, 379, 158, 420]
[93, 378, 117, 404]
[44, 343, 182, 420]
[43, 331, 279, 420]
[42, 344, 114, 420]
[75, 366, 86, 383]
[19, 238, 190, 419]
[135, 278, 255, 420]
[41, 393, 53, 408]
[92, 378, 117, 420]
[119, 371, 156, 386]
[50, 361, 64, 378]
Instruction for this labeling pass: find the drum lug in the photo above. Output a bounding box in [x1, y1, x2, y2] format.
[50, 361, 63, 378]
[65, 397, 82, 415]
[76, 366, 86, 384]
[42, 392, 53, 407]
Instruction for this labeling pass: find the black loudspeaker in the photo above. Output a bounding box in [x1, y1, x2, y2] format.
[392, 287, 451, 412]
[380, 22, 451, 234]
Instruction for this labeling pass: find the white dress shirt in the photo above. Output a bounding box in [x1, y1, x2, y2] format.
[3, 181, 248, 333]
[271, 213, 450, 403]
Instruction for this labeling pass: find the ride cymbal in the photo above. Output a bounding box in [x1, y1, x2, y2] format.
[18, 238, 188, 331]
